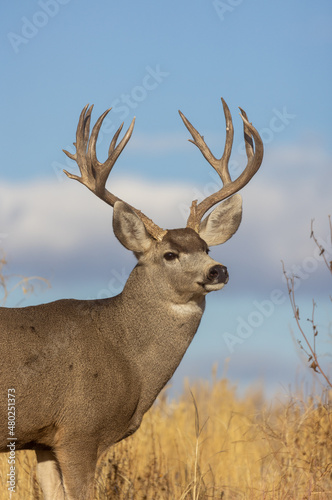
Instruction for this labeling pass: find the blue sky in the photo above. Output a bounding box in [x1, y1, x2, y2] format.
[1, 0, 331, 398]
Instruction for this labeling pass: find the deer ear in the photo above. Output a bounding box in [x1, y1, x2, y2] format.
[113, 201, 153, 253]
[198, 194, 242, 246]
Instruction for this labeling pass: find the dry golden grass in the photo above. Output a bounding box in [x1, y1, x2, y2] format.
[1, 373, 331, 499]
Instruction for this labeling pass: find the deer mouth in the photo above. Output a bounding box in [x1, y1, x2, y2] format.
[197, 280, 228, 293]
[197, 264, 229, 292]
[199, 281, 227, 293]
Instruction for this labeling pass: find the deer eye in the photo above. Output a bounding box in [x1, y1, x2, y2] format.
[163, 252, 178, 261]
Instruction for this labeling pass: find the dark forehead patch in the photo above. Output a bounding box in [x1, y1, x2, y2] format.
[161, 228, 208, 253]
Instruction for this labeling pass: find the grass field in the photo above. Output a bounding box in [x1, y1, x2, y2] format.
[0, 371, 331, 499]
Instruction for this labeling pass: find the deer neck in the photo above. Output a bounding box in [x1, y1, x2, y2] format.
[115, 264, 205, 402]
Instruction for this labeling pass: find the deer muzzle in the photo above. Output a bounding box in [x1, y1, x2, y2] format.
[207, 265, 229, 285]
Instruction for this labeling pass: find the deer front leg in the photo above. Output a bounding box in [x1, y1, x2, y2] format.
[53, 441, 98, 500]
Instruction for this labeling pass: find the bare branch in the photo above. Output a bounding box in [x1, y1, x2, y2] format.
[310, 218, 332, 275]
[282, 261, 332, 389]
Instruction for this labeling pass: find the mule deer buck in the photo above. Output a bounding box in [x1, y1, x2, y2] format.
[0, 97, 263, 499]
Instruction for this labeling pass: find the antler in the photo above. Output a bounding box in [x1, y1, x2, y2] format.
[179, 98, 264, 232]
[63, 105, 167, 241]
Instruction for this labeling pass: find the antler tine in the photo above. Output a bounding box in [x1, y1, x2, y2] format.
[79, 104, 93, 157]
[182, 98, 263, 232]
[237, 110, 264, 184]
[86, 108, 113, 195]
[239, 107, 254, 160]
[63, 104, 94, 183]
[179, 97, 233, 187]
[63, 105, 167, 241]
[108, 118, 136, 166]
[87, 107, 111, 167]
[108, 122, 124, 156]
[220, 97, 234, 184]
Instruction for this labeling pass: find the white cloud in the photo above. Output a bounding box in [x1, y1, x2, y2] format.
[0, 177, 193, 261]
[0, 140, 330, 296]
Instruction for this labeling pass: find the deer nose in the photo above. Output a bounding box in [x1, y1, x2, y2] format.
[207, 265, 229, 284]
